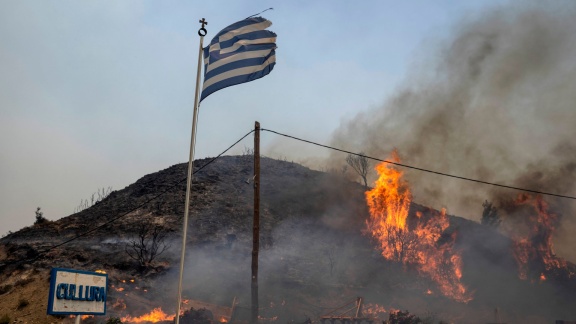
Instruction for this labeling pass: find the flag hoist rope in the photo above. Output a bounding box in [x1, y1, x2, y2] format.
[175, 18, 208, 324]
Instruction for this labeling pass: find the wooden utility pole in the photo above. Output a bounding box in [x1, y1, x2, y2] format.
[251, 121, 261, 324]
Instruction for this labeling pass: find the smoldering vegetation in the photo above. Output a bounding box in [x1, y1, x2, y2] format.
[153, 201, 576, 324]
[2, 154, 576, 323]
[329, 2, 576, 261]
[4, 3, 576, 323]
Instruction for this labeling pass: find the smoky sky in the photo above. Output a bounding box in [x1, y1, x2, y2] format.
[329, 3, 576, 261]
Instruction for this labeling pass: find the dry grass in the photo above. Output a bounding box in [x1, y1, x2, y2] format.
[0, 270, 65, 323]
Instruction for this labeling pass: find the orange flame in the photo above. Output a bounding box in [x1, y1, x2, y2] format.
[121, 307, 173, 323]
[363, 303, 387, 319]
[365, 150, 472, 302]
[69, 315, 95, 319]
[508, 194, 567, 281]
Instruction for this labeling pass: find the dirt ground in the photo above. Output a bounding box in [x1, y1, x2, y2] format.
[0, 269, 67, 323]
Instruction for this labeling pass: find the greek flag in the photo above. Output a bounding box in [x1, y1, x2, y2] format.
[200, 17, 277, 102]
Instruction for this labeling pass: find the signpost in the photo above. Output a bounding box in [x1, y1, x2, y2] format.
[47, 268, 108, 321]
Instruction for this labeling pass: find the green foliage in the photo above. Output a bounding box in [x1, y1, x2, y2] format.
[0, 314, 10, 324]
[106, 317, 124, 324]
[34, 207, 48, 225]
[481, 200, 501, 228]
[17, 298, 29, 309]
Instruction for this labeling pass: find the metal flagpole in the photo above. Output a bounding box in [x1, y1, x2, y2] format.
[175, 18, 207, 324]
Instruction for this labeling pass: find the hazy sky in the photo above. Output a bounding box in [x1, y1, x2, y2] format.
[0, 0, 510, 234]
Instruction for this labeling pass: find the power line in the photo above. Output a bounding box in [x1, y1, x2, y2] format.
[1, 129, 255, 268]
[5, 125, 575, 268]
[261, 128, 576, 201]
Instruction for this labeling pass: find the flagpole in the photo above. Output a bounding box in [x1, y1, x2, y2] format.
[175, 18, 207, 324]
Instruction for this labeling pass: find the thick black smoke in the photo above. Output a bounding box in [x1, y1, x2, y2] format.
[330, 3, 576, 261]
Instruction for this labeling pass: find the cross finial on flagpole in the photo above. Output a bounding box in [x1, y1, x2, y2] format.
[198, 18, 208, 36]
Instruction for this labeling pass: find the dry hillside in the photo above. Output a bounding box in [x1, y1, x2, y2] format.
[1, 156, 575, 323]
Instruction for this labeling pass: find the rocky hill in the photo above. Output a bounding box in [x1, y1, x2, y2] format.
[0, 155, 575, 323]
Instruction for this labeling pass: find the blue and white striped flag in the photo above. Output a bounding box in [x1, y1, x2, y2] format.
[200, 17, 277, 102]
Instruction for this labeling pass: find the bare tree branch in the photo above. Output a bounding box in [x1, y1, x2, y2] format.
[74, 187, 113, 213]
[346, 153, 370, 188]
[125, 222, 171, 269]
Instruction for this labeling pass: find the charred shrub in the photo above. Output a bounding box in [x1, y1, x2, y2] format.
[17, 298, 29, 310]
[177, 308, 213, 324]
[112, 261, 133, 271]
[0, 285, 12, 295]
[125, 222, 171, 270]
[388, 310, 422, 324]
[0, 314, 10, 324]
[74, 254, 88, 263]
[34, 207, 49, 225]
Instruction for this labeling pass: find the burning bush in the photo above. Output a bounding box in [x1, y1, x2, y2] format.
[365, 150, 472, 302]
[490, 193, 570, 282]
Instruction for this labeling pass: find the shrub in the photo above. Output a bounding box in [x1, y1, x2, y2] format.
[0, 314, 10, 324]
[178, 308, 212, 324]
[389, 310, 422, 324]
[17, 298, 29, 309]
[481, 200, 501, 228]
[34, 207, 48, 225]
[125, 223, 170, 269]
[106, 318, 123, 324]
[0, 285, 12, 295]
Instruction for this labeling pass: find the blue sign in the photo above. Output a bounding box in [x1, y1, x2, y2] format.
[47, 268, 108, 315]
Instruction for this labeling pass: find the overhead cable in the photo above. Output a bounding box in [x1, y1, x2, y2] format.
[2, 129, 255, 267]
[261, 128, 576, 201]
